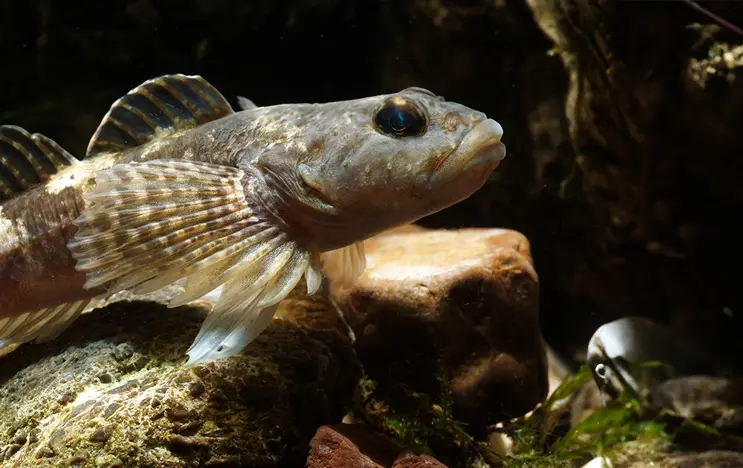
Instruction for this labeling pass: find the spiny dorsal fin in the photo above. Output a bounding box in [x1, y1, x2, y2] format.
[237, 96, 258, 110]
[86, 74, 234, 158]
[0, 125, 79, 201]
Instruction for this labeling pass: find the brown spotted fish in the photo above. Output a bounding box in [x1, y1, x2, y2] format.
[0, 74, 506, 364]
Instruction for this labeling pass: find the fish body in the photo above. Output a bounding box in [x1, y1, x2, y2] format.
[0, 115, 242, 314]
[0, 74, 506, 364]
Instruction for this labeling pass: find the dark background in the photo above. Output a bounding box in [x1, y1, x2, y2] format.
[2, 0, 742, 368]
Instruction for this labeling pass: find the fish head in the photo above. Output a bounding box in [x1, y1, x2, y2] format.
[587, 317, 680, 402]
[587, 335, 635, 400]
[251, 87, 506, 251]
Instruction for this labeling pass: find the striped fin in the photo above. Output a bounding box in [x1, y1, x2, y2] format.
[320, 241, 366, 287]
[0, 298, 98, 355]
[68, 159, 322, 364]
[86, 74, 234, 158]
[0, 125, 79, 201]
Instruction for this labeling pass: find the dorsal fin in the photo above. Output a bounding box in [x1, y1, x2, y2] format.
[237, 96, 258, 110]
[0, 125, 79, 201]
[86, 74, 235, 158]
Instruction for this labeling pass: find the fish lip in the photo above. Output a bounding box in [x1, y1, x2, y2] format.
[428, 119, 506, 188]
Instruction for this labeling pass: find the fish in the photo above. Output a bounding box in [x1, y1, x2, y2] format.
[0, 74, 506, 365]
[587, 316, 730, 400]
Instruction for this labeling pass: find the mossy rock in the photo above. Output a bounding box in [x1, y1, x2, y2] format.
[0, 294, 361, 467]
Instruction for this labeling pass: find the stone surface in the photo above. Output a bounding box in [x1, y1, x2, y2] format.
[392, 452, 448, 468]
[305, 424, 451, 468]
[0, 286, 361, 467]
[624, 450, 743, 468]
[650, 376, 743, 431]
[329, 225, 547, 436]
[306, 424, 399, 468]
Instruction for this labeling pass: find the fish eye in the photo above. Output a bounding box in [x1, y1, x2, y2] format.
[594, 363, 608, 380]
[374, 98, 427, 138]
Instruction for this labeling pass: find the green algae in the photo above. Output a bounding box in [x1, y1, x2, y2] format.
[357, 360, 730, 467]
[497, 364, 735, 467]
[355, 363, 492, 467]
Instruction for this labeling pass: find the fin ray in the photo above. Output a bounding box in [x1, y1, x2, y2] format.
[69, 159, 255, 293]
[86, 74, 234, 157]
[0, 298, 98, 349]
[134, 225, 280, 299]
[185, 245, 312, 365]
[169, 235, 291, 308]
[0, 125, 79, 200]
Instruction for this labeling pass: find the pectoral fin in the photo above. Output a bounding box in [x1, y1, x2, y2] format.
[68, 158, 322, 363]
[68, 159, 262, 293]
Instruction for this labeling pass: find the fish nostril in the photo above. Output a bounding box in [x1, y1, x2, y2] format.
[469, 112, 487, 125]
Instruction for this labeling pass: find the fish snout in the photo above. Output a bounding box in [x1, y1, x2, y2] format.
[427, 118, 506, 189]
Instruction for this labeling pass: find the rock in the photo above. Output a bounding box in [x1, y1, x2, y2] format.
[392, 451, 448, 468]
[0, 286, 361, 467]
[329, 225, 547, 437]
[306, 424, 400, 468]
[305, 424, 451, 468]
[650, 376, 743, 431]
[624, 450, 743, 468]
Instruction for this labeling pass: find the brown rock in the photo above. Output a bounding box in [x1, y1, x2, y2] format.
[392, 451, 448, 468]
[306, 424, 400, 468]
[329, 226, 548, 434]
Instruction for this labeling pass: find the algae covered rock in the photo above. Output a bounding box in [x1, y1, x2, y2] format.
[0, 289, 361, 467]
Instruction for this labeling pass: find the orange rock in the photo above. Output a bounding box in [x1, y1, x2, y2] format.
[329, 225, 548, 433]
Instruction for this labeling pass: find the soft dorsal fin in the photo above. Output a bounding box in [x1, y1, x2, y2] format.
[0, 125, 79, 201]
[86, 74, 234, 158]
[237, 96, 258, 110]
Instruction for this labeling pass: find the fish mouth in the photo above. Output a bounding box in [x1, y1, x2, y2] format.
[428, 119, 506, 188]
